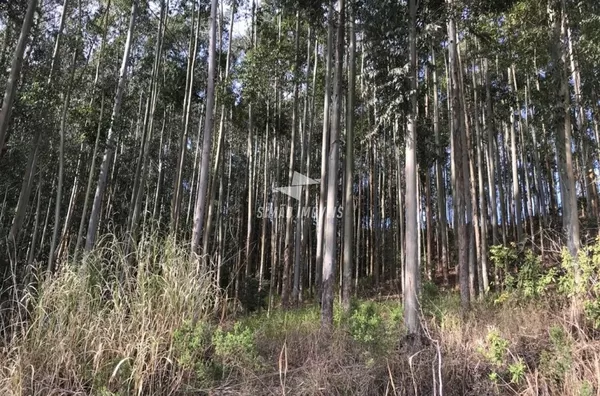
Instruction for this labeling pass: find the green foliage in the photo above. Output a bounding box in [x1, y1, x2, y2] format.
[490, 246, 555, 300]
[172, 320, 259, 382]
[422, 280, 440, 300]
[580, 381, 594, 396]
[515, 250, 556, 298]
[478, 328, 526, 384]
[508, 358, 526, 384]
[557, 239, 600, 328]
[347, 301, 385, 346]
[479, 329, 509, 367]
[539, 325, 572, 384]
[212, 323, 259, 371]
[490, 244, 518, 291]
[172, 320, 215, 381]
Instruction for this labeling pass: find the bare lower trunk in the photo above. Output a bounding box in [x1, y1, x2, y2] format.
[190, 0, 218, 254]
[85, 0, 138, 251]
[342, 6, 355, 312]
[322, 0, 344, 329]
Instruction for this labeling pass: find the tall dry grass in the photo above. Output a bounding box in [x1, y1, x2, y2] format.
[0, 235, 219, 395]
[2, 235, 600, 395]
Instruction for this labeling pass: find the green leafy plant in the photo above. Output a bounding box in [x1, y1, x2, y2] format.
[347, 301, 385, 347]
[515, 250, 555, 298]
[212, 323, 258, 372]
[539, 325, 572, 384]
[508, 358, 526, 384]
[478, 328, 527, 384]
[490, 244, 518, 291]
[557, 239, 600, 328]
[479, 329, 509, 367]
[172, 320, 215, 381]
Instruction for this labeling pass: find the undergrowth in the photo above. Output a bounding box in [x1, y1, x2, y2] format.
[3, 236, 600, 394]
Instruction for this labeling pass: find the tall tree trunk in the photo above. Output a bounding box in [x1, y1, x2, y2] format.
[74, 95, 104, 259]
[0, 0, 37, 156]
[342, 2, 355, 312]
[128, 1, 165, 248]
[316, 2, 333, 304]
[27, 171, 43, 266]
[483, 58, 499, 246]
[48, 49, 77, 272]
[172, 1, 200, 235]
[404, 0, 419, 335]
[447, 0, 470, 311]
[85, 0, 138, 251]
[473, 61, 489, 293]
[245, 0, 257, 278]
[549, 0, 580, 270]
[432, 46, 449, 284]
[322, 0, 344, 329]
[281, 11, 301, 308]
[203, 2, 235, 257]
[190, 0, 218, 254]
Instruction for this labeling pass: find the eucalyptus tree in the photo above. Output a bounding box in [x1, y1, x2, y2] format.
[191, 0, 219, 254]
[404, 0, 419, 334]
[342, 0, 356, 312]
[321, 0, 344, 328]
[0, 0, 37, 158]
[85, 0, 139, 252]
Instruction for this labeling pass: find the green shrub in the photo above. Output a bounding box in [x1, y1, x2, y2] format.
[490, 246, 555, 300]
[422, 280, 439, 300]
[212, 322, 258, 372]
[557, 239, 600, 328]
[347, 301, 385, 346]
[490, 244, 518, 291]
[515, 249, 556, 298]
[172, 320, 216, 382]
[539, 325, 572, 384]
[478, 328, 527, 384]
[478, 329, 509, 367]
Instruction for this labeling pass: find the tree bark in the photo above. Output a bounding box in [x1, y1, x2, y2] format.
[85, 0, 138, 251]
[0, 0, 37, 157]
[190, 0, 218, 254]
[322, 0, 344, 329]
[342, 2, 355, 312]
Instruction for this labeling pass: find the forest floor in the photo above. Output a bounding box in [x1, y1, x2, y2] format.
[0, 238, 599, 395]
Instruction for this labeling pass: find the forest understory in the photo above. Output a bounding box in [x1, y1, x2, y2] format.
[1, 224, 600, 396]
[2, 0, 600, 394]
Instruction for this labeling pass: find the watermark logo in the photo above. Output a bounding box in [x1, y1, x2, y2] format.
[256, 171, 343, 219]
[273, 171, 319, 200]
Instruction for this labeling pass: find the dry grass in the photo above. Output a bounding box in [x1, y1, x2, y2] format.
[2, 238, 600, 395]
[0, 235, 218, 396]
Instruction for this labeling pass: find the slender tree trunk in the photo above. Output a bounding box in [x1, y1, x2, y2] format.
[342, 3, 355, 312]
[550, 0, 580, 269]
[191, 0, 218, 254]
[447, 0, 470, 311]
[316, 2, 333, 304]
[8, 132, 40, 245]
[0, 0, 37, 156]
[74, 95, 104, 259]
[48, 50, 77, 272]
[172, 1, 199, 235]
[322, 0, 344, 329]
[281, 12, 301, 308]
[85, 0, 138, 251]
[432, 47, 449, 284]
[404, 0, 420, 335]
[27, 171, 43, 266]
[203, 3, 235, 255]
